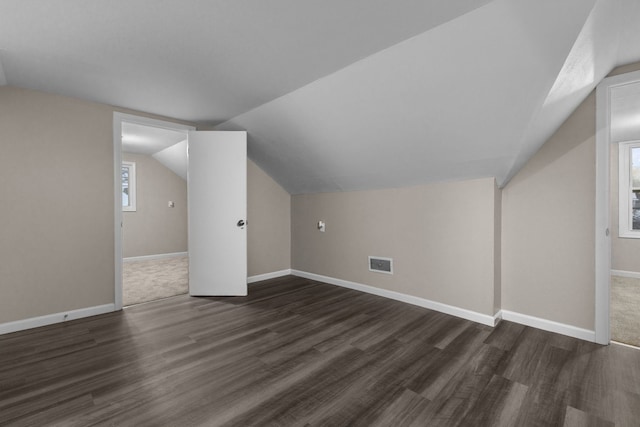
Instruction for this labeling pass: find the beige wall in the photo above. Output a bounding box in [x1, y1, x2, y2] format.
[292, 177, 500, 316]
[494, 182, 502, 313]
[0, 86, 116, 323]
[502, 61, 640, 330]
[0, 86, 291, 326]
[247, 160, 291, 276]
[502, 92, 596, 330]
[122, 153, 188, 258]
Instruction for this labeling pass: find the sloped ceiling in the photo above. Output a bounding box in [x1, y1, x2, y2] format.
[121, 122, 186, 155]
[0, 0, 490, 123]
[121, 122, 189, 180]
[1, 0, 640, 194]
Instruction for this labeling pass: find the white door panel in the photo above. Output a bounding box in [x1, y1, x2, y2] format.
[188, 131, 247, 296]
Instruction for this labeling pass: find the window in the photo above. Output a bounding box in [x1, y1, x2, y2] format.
[122, 161, 137, 212]
[619, 141, 640, 237]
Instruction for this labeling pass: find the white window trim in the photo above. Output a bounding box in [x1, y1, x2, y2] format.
[618, 140, 640, 238]
[122, 161, 137, 212]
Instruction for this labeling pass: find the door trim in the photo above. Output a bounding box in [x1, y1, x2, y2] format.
[594, 69, 640, 344]
[112, 112, 195, 310]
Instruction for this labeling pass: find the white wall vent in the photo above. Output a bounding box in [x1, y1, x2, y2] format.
[369, 256, 393, 274]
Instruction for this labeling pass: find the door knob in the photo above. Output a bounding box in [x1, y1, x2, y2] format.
[237, 219, 245, 227]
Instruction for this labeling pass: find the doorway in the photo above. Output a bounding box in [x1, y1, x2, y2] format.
[113, 113, 195, 309]
[595, 69, 640, 345]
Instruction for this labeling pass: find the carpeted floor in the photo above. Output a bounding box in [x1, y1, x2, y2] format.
[611, 275, 640, 347]
[123, 256, 189, 306]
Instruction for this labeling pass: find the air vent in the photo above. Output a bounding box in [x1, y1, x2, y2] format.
[369, 256, 393, 274]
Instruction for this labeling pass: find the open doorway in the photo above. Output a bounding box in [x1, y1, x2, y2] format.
[113, 113, 195, 308]
[595, 70, 640, 346]
[608, 81, 640, 347]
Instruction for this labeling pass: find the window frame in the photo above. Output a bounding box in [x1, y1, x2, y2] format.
[618, 140, 640, 238]
[122, 161, 137, 212]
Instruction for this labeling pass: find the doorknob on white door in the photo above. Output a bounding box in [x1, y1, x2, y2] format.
[237, 219, 245, 227]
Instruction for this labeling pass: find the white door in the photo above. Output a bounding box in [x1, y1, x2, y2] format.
[188, 131, 247, 296]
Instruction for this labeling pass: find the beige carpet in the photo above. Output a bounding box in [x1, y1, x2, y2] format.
[611, 275, 640, 347]
[123, 256, 189, 306]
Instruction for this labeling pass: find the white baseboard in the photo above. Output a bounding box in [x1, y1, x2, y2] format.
[124, 252, 188, 263]
[611, 269, 640, 279]
[248, 269, 292, 284]
[0, 303, 116, 336]
[500, 310, 595, 342]
[291, 270, 499, 327]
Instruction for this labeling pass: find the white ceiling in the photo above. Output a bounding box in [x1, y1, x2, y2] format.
[0, 0, 489, 124]
[2, 0, 640, 194]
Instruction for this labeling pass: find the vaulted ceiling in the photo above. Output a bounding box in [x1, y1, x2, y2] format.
[1, 0, 639, 193]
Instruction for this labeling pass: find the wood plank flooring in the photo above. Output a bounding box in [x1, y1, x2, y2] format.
[1, 275, 640, 426]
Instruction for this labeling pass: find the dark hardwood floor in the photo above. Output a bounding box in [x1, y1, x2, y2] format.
[1, 276, 640, 426]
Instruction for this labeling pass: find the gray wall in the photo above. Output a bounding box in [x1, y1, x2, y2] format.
[291, 178, 501, 316]
[122, 152, 188, 258]
[0, 86, 292, 325]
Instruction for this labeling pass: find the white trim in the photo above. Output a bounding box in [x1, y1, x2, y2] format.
[114, 115, 124, 310]
[113, 112, 196, 312]
[0, 304, 115, 336]
[611, 269, 640, 279]
[247, 269, 292, 284]
[595, 79, 611, 345]
[611, 340, 640, 351]
[291, 270, 499, 327]
[501, 310, 595, 342]
[114, 112, 196, 133]
[124, 252, 188, 263]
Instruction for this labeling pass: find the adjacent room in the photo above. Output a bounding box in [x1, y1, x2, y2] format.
[609, 79, 640, 348]
[120, 122, 190, 306]
[2, 1, 640, 425]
